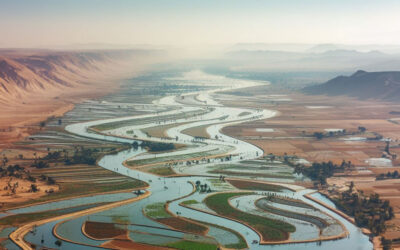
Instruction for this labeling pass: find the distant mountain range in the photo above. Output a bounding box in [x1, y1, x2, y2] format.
[303, 70, 400, 102]
[223, 49, 400, 72]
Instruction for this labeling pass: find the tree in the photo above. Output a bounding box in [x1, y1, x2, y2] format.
[30, 184, 39, 192]
[349, 181, 354, 193]
[39, 121, 46, 128]
[358, 126, 367, 133]
[313, 132, 324, 140]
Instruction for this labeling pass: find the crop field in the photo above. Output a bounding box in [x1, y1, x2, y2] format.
[204, 192, 296, 241]
[126, 146, 233, 168]
[227, 179, 287, 192]
[144, 202, 208, 235]
[220, 91, 400, 165]
[91, 108, 208, 131]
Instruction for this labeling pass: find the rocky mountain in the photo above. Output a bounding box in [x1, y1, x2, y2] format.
[303, 70, 400, 102]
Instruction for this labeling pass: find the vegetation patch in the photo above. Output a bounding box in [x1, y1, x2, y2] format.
[192, 219, 248, 249]
[0, 203, 104, 226]
[294, 160, 353, 186]
[144, 202, 171, 219]
[164, 240, 217, 250]
[140, 141, 176, 152]
[91, 109, 208, 131]
[148, 166, 175, 176]
[158, 217, 208, 235]
[256, 198, 328, 229]
[181, 200, 199, 205]
[227, 179, 285, 192]
[238, 111, 252, 117]
[204, 192, 295, 241]
[211, 169, 293, 179]
[144, 202, 208, 235]
[333, 189, 394, 235]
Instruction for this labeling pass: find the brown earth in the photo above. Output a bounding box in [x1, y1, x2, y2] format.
[84, 221, 126, 239]
[221, 88, 400, 166]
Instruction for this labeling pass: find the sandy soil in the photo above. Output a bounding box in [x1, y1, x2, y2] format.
[0, 177, 59, 205]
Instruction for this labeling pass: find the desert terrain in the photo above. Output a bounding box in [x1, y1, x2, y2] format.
[0, 49, 163, 149]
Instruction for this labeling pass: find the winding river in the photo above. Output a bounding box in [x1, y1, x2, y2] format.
[11, 71, 372, 249]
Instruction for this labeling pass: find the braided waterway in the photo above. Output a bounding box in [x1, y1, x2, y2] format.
[9, 71, 372, 249]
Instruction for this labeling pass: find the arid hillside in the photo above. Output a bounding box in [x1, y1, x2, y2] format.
[0, 49, 163, 147]
[0, 49, 159, 103]
[303, 70, 400, 102]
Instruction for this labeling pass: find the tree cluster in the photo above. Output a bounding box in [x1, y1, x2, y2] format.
[294, 160, 353, 185]
[334, 191, 394, 235]
[376, 170, 400, 180]
[141, 141, 175, 152]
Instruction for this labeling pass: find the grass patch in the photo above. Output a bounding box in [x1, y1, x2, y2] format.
[148, 166, 175, 176]
[164, 240, 217, 250]
[227, 179, 286, 192]
[144, 202, 171, 219]
[238, 111, 252, 117]
[144, 203, 208, 235]
[204, 192, 295, 241]
[181, 200, 199, 205]
[158, 217, 208, 235]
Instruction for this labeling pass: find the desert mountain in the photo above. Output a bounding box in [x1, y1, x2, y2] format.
[0, 49, 163, 146]
[0, 49, 161, 104]
[303, 70, 400, 102]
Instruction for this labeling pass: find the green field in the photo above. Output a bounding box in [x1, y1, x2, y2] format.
[144, 202, 171, 219]
[164, 240, 217, 250]
[204, 192, 295, 241]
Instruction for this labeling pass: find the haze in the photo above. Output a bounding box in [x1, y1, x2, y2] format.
[2, 1, 400, 250]
[2, 0, 400, 48]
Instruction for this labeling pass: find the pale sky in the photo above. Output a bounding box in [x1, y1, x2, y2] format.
[1, 0, 400, 48]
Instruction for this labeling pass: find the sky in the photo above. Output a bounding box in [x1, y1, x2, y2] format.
[1, 0, 400, 48]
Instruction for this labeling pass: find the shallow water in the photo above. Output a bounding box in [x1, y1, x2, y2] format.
[18, 71, 372, 250]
